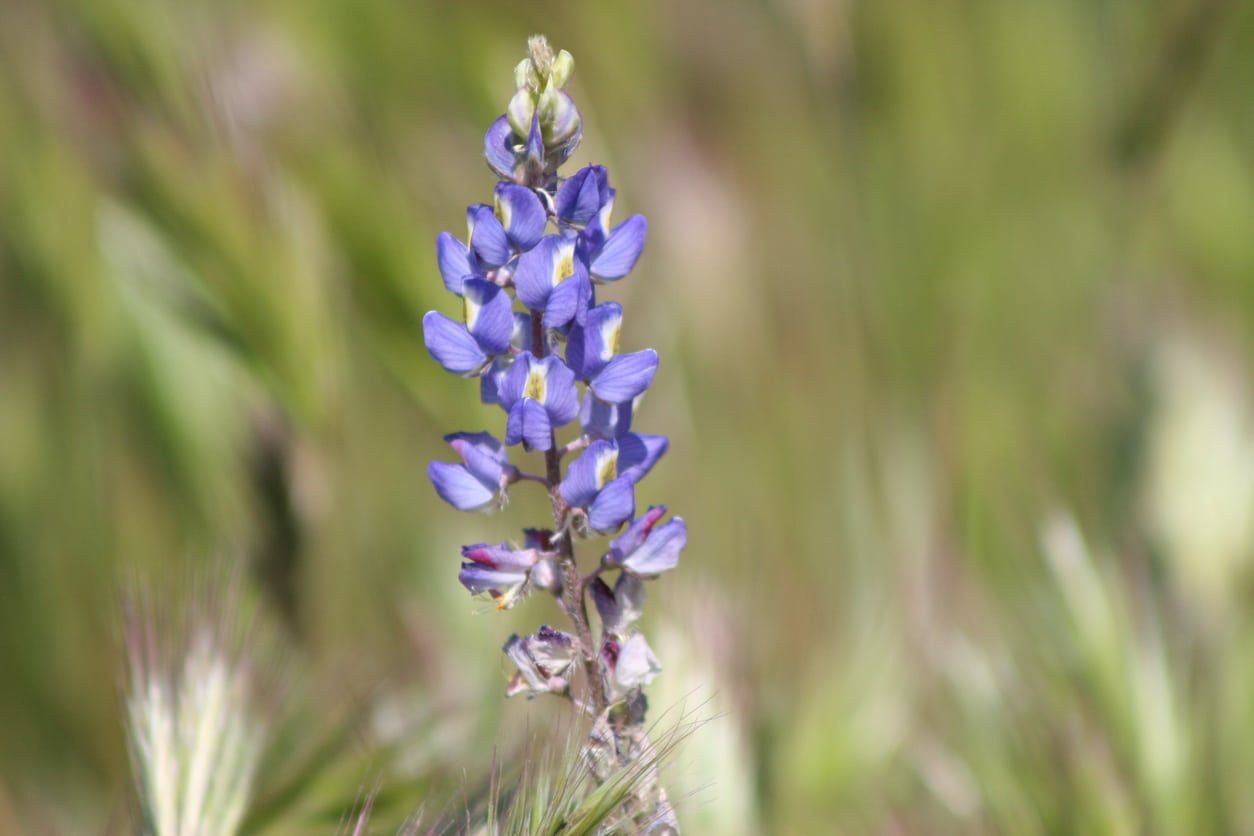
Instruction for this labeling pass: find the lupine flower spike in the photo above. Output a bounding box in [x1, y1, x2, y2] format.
[422, 35, 684, 832]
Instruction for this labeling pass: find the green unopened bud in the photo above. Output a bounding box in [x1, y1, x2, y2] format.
[514, 58, 539, 92]
[507, 87, 536, 139]
[527, 35, 555, 78]
[550, 50, 574, 89]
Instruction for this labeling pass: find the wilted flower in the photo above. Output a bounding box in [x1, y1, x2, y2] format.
[459, 541, 559, 609]
[505, 625, 579, 698]
[602, 633, 663, 702]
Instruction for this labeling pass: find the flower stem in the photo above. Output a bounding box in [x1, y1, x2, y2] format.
[530, 308, 606, 714]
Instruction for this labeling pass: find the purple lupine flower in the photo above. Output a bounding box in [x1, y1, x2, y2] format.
[556, 164, 614, 228]
[582, 213, 648, 282]
[498, 352, 579, 450]
[558, 435, 667, 534]
[435, 231, 483, 295]
[581, 392, 634, 439]
[554, 164, 648, 283]
[604, 506, 686, 577]
[424, 39, 687, 823]
[459, 542, 558, 609]
[493, 183, 547, 253]
[587, 349, 658, 404]
[513, 235, 592, 329]
[565, 301, 622, 380]
[480, 312, 534, 406]
[428, 432, 515, 512]
[467, 204, 512, 268]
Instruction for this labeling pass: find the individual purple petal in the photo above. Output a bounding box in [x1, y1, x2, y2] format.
[462, 543, 538, 572]
[589, 349, 658, 404]
[590, 215, 647, 280]
[581, 392, 634, 439]
[511, 312, 534, 353]
[467, 204, 510, 267]
[616, 433, 668, 484]
[445, 431, 509, 486]
[459, 563, 527, 597]
[538, 355, 579, 427]
[436, 232, 477, 295]
[461, 278, 513, 355]
[497, 352, 533, 409]
[494, 183, 546, 252]
[556, 165, 611, 226]
[524, 111, 544, 171]
[422, 311, 488, 376]
[560, 440, 619, 508]
[505, 398, 552, 450]
[428, 461, 495, 511]
[541, 260, 586, 328]
[565, 302, 622, 379]
[620, 518, 686, 576]
[484, 115, 517, 180]
[445, 430, 506, 461]
[514, 236, 579, 313]
[588, 476, 635, 533]
[480, 358, 508, 405]
[607, 506, 669, 564]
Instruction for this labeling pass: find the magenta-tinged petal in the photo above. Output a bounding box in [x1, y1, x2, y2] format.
[589, 349, 657, 403]
[444, 430, 506, 464]
[467, 204, 510, 267]
[581, 392, 633, 439]
[461, 543, 538, 572]
[462, 278, 513, 355]
[428, 461, 495, 511]
[483, 115, 516, 179]
[505, 398, 552, 450]
[494, 183, 546, 253]
[436, 232, 475, 295]
[591, 215, 647, 280]
[616, 433, 668, 484]
[423, 311, 488, 376]
[538, 355, 579, 427]
[621, 518, 686, 576]
[560, 439, 618, 508]
[607, 506, 669, 564]
[588, 476, 635, 533]
[565, 301, 622, 379]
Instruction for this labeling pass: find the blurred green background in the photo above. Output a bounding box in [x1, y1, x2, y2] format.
[3, 0, 1254, 832]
